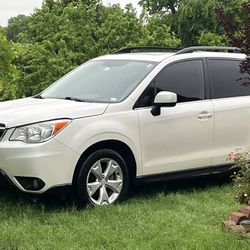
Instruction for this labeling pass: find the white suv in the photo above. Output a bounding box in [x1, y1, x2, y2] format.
[0, 46, 246, 206]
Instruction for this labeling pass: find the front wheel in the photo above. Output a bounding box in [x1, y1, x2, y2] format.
[76, 149, 129, 207]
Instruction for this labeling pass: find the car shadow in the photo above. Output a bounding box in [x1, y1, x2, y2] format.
[0, 173, 232, 211]
[0, 186, 74, 211]
[130, 173, 232, 199]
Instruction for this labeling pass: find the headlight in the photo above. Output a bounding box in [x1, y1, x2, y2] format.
[10, 119, 71, 143]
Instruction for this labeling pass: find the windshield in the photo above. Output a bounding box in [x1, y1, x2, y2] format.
[41, 60, 157, 103]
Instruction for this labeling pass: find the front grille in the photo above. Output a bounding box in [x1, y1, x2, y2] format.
[0, 123, 6, 141]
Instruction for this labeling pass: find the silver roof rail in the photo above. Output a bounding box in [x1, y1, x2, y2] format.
[175, 46, 241, 55]
[113, 46, 182, 54]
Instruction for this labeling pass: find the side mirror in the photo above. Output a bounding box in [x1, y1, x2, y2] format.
[151, 91, 177, 116]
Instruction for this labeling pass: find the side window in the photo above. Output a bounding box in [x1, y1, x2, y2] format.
[135, 60, 204, 108]
[135, 81, 155, 107]
[209, 59, 250, 99]
[156, 60, 204, 102]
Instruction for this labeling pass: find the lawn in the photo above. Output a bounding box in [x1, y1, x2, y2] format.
[0, 175, 249, 250]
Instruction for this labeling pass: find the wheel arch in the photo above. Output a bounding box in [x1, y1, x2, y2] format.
[72, 139, 137, 187]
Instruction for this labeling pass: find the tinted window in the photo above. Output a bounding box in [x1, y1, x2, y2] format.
[135, 81, 156, 107]
[156, 60, 204, 103]
[135, 60, 204, 107]
[210, 59, 250, 98]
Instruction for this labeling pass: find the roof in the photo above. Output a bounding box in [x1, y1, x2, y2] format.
[94, 46, 245, 62]
[94, 51, 246, 63]
[94, 52, 175, 62]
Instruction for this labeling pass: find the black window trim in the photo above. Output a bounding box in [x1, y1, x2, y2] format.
[206, 57, 244, 100]
[133, 58, 209, 109]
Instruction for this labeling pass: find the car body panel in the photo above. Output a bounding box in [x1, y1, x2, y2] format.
[55, 104, 142, 176]
[0, 129, 80, 193]
[0, 97, 109, 128]
[137, 100, 214, 175]
[212, 96, 250, 165]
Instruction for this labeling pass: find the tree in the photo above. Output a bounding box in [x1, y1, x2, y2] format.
[177, 0, 222, 45]
[198, 31, 227, 46]
[6, 15, 31, 42]
[9, 0, 180, 98]
[140, 14, 181, 47]
[0, 28, 12, 80]
[216, 0, 250, 82]
[139, 0, 246, 46]
[2, 0, 248, 100]
[0, 28, 17, 100]
[139, 0, 182, 14]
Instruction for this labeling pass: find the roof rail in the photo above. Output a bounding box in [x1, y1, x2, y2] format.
[175, 46, 241, 55]
[113, 46, 182, 54]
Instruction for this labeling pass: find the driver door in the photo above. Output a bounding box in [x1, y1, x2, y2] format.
[136, 59, 214, 176]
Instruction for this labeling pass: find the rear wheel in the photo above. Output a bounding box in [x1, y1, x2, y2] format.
[76, 149, 129, 207]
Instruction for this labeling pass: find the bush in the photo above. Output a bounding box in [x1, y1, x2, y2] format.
[228, 151, 250, 204]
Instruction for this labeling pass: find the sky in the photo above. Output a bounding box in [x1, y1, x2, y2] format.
[0, 0, 139, 27]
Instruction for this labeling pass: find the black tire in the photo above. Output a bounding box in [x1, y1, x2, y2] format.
[76, 149, 129, 207]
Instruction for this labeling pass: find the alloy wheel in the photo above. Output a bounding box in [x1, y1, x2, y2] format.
[86, 158, 123, 205]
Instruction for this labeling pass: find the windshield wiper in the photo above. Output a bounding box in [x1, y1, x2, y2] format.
[65, 96, 84, 102]
[64, 97, 93, 102]
[33, 95, 44, 99]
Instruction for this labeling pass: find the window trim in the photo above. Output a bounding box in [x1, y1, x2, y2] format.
[133, 58, 208, 109]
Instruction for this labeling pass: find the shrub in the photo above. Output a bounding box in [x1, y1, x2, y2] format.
[228, 151, 250, 204]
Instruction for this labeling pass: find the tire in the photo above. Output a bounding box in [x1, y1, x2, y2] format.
[76, 149, 129, 207]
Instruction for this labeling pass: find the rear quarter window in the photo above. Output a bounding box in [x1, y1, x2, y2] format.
[209, 59, 250, 99]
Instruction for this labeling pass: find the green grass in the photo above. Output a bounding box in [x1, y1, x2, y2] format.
[0, 176, 249, 250]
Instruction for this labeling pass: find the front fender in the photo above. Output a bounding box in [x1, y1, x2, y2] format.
[55, 112, 142, 176]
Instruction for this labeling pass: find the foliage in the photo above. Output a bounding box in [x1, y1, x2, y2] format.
[198, 31, 227, 46]
[6, 15, 31, 42]
[176, 0, 223, 46]
[0, 29, 12, 79]
[139, 14, 181, 47]
[140, 0, 246, 46]
[2, 0, 180, 98]
[216, 0, 250, 81]
[215, 1, 249, 49]
[0, 28, 17, 100]
[228, 151, 250, 204]
[139, 0, 182, 14]
[14, 42, 74, 97]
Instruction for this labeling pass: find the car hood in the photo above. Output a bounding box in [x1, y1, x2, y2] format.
[0, 97, 109, 128]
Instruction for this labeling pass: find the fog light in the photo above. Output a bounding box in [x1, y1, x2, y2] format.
[33, 179, 39, 189]
[15, 177, 45, 191]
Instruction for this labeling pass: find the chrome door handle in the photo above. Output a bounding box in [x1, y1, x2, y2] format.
[197, 111, 213, 119]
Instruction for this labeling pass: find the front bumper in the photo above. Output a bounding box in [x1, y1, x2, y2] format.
[0, 169, 16, 190]
[0, 130, 80, 194]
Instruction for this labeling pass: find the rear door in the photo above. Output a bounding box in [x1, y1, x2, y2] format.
[208, 58, 250, 165]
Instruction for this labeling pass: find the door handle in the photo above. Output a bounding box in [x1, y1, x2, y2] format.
[197, 111, 213, 120]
